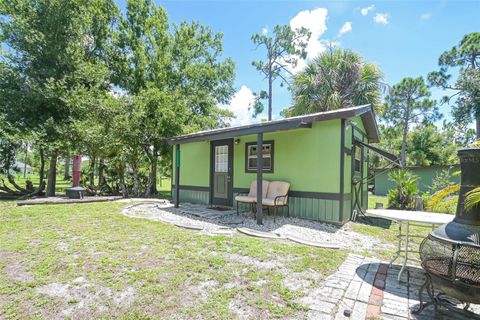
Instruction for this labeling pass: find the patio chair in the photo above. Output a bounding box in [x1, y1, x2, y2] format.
[262, 181, 290, 222]
[235, 180, 269, 214]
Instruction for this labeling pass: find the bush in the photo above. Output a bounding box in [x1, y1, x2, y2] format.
[387, 169, 419, 210]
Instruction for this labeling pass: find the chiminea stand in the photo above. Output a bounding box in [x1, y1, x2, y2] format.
[414, 273, 480, 318]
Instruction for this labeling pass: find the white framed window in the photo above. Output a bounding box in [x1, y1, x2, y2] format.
[245, 141, 274, 173]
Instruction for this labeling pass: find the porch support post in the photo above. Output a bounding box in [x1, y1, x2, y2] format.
[175, 144, 180, 208]
[256, 133, 263, 225]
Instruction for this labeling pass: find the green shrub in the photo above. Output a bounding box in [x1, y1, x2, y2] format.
[387, 169, 419, 210]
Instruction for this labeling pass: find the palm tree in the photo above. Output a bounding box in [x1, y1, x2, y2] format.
[285, 47, 383, 116]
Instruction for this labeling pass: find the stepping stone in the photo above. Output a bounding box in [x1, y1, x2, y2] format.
[221, 215, 245, 225]
[237, 227, 283, 239]
[173, 223, 203, 231]
[286, 235, 341, 249]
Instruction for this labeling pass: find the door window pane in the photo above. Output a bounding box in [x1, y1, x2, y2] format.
[215, 145, 228, 172]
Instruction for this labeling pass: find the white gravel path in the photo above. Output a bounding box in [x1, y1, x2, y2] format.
[121, 201, 393, 251]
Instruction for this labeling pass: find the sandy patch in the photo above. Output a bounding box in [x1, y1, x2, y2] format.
[36, 277, 136, 317]
[0, 251, 35, 283]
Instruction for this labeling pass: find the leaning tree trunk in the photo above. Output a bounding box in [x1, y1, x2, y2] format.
[46, 150, 58, 197]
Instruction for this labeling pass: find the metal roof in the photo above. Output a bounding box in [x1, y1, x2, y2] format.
[167, 104, 380, 145]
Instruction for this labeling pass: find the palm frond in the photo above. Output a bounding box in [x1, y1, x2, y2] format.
[464, 187, 480, 211]
[427, 184, 460, 211]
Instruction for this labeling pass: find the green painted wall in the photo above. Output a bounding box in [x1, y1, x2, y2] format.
[233, 120, 341, 193]
[374, 165, 460, 196]
[173, 141, 210, 187]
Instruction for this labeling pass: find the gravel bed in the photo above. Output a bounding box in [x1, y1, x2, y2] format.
[122, 202, 393, 251]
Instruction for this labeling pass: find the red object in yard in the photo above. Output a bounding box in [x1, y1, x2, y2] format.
[72, 155, 81, 187]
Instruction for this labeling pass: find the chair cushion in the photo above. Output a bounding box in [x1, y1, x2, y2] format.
[266, 181, 290, 200]
[235, 195, 256, 203]
[247, 180, 270, 198]
[262, 197, 287, 206]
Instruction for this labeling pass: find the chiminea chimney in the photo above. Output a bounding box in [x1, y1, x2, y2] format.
[432, 148, 480, 245]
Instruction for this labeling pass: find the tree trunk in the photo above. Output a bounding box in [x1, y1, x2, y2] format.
[64, 157, 70, 180]
[23, 142, 28, 178]
[46, 151, 58, 197]
[401, 122, 408, 167]
[89, 155, 96, 186]
[39, 147, 45, 186]
[98, 158, 105, 187]
[119, 168, 127, 198]
[132, 164, 140, 197]
[148, 147, 158, 195]
[268, 72, 273, 121]
[476, 115, 480, 140]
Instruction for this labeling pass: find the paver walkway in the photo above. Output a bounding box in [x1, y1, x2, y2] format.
[316, 254, 480, 320]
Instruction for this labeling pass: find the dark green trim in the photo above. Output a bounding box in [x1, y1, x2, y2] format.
[172, 185, 209, 192]
[244, 140, 274, 173]
[290, 191, 346, 200]
[232, 187, 349, 201]
[350, 123, 355, 217]
[174, 144, 180, 208]
[339, 119, 346, 222]
[255, 133, 263, 224]
[210, 139, 234, 206]
[355, 139, 400, 165]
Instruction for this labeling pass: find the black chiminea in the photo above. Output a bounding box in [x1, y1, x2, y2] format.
[416, 148, 480, 316]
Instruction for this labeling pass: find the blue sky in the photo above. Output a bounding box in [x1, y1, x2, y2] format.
[123, 1, 478, 125]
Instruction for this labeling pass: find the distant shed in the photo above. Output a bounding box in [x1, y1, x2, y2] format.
[373, 164, 460, 195]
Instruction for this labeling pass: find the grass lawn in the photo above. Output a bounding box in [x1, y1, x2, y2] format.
[368, 194, 388, 209]
[0, 201, 346, 319]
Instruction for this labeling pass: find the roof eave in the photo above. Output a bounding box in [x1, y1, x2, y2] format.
[167, 104, 380, 145]
[167, 119, 312, 145]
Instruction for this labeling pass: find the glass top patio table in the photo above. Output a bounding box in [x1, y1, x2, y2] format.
[365, 209, 454, 281]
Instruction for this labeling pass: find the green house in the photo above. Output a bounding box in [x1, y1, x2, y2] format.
[167, 105, 384, 225]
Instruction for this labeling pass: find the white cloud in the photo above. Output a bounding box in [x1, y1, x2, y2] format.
[262, 26, 268, 35]
[338, 22, 352, 36]
[361, 5, 375, 16]
[221, 85, 256, 126]
[373, 13, 389, 25]
[420, 12, 432, 21]
[287, 8, 328, 73]
[290, 8, 328, 60]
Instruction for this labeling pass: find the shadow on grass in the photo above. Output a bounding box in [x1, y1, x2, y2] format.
[355, 216, 393, 229]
